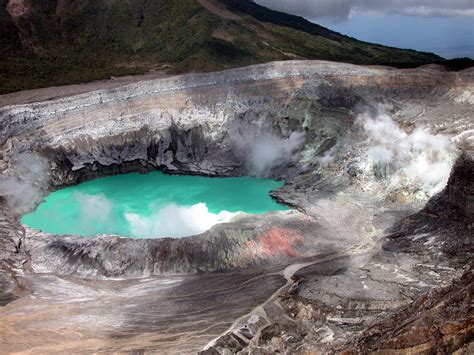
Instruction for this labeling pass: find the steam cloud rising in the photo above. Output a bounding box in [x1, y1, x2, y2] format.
[230, 117, 305, 177]
[125, 203, 238, 238]
[0, 153, 49, 215]
[248, 132, 306, 176]
[73, 193, 239, 238]
[357, 112, 456, 195]
[74, 192, 114, 232]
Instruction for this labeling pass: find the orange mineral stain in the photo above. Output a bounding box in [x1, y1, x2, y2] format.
[245, 227, 304, 258]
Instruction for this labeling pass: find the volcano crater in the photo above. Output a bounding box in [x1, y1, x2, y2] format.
[0, 61, 472, 353]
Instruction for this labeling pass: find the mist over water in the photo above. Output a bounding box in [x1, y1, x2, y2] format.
[21, 172, 287, 238]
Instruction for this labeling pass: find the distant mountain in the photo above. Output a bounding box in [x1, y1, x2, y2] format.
[0, 0, 447, 94]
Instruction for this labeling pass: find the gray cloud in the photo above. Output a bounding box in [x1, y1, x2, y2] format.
[255, 0, 474, 20]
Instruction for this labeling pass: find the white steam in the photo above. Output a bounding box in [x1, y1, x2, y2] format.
[0, 153, 49, 215]
[248, 131, 306, 176]
[69, 193, 238, 238]
[357, 113, 456, 195]
[125, 203, 239, 238]
[229, 117, 305, 177]
[73, 192, 113, 222]
[317, 145, 338, 167]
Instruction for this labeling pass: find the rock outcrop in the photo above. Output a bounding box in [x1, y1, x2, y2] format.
[446, 151, 474, 223]
[346, 268, 473, 354]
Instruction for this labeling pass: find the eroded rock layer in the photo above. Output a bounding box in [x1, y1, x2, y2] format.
[0, 60, 473, 353]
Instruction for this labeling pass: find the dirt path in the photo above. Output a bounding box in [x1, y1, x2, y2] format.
[202, 251, 361, 351]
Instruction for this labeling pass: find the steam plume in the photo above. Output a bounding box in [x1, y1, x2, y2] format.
[357, 112, 456, 195]
[248, 132, 306, 176]
[125, 203, 239, 238]
[74, 192, 113, 222]
[0, 153, 50, 215]
[229, 117, 305, 177]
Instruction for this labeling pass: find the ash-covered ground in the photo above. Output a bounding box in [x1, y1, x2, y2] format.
[0, 61, 472, 353]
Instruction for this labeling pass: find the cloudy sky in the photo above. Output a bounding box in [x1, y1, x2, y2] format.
[255, 0, 474, 58]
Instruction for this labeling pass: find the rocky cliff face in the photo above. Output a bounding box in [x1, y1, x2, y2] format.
[447, 152, 474, 223]
[345, 269, 473, 354]
[383, 152, 473, 264]
[0, 60, 472, 353]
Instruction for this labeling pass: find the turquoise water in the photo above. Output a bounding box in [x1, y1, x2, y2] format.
[21, 171, 287, 238]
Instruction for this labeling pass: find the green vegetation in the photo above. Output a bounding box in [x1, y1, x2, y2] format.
[0, 0, 470, 95]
